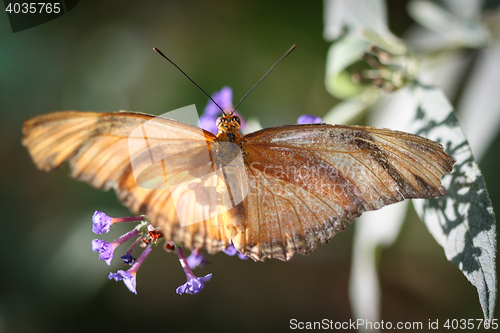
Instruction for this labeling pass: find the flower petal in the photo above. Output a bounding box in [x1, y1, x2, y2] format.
[186, 249, 209, 269]
[108, 270, 137, 294]
[237, 252, 249, 260]
[216, 86, 233, 111]
[92, 211, 112, 234]
[199, 273, 212, 283]
[223, 244, 238, 256]
[121, 253, 136, 265]
[176, 274, 212, 295]
[223, 243, 248, 259]
[199, 114, 219, 134]
[176, 283, 188, 295]
[91, 239, 105, 252]
[204, 86, 233, 115]
[92, 239, 114, 265]
[297, 114, 322, 124]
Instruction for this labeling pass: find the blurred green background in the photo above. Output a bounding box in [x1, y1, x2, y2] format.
[0, 1, 498, 332]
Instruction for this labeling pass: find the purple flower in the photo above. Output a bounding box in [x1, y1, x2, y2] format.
[199, 114, 219, 135]
[176, 246, 212, 295]
[204, 86, 233, 116]
[237, 252, 249, 260]
[186, 248, 209, 269]
[92, 239, 115, 265]
[176, 274, 212, 295]
[108, 245, 153, 294]
[223, 244, 238, 256]
[121, 253, 136, 265]
[297, 114, 322, 124]
[91, 211, 146, 234]
[91, 228, 140, 265]
[223, 243, 249, 260]
[92, 211, 112, 234]
[109, 270, 137, 294]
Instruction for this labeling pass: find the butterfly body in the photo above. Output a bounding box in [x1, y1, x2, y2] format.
[22, 111, 455, 261]
[212, 113, 248, 248]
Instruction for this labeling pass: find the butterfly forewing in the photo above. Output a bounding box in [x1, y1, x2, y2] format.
[22, 111, 233, 253]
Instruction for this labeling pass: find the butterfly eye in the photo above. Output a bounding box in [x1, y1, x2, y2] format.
[234, 116, 241, 126]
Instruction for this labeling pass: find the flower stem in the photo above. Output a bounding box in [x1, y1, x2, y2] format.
[112, 228, 140, 247]
[175, 246, 195, 279]
[129, 245, 153, 274]
[112, 215, 146, 223]
[126, 236, 142, 255]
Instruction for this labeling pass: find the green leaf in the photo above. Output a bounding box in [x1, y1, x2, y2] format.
[323, 90, 380, 125]
[408, 84, 497, 320]
[349, 201, 409, 323]
[407, 0, 489, 48]
[325, 34, 370, 99]
[323, 0, 389, 41]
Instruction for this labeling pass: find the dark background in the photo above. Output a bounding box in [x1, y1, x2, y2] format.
[0, 1, 498, 332]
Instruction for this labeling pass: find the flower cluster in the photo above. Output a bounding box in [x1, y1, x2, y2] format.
[91, 211, 216, 295]
[91, 211, 156, 294]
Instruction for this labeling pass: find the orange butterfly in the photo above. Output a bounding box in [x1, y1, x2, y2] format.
[22, 46, 455, 262]
[22, 108, 455, 261]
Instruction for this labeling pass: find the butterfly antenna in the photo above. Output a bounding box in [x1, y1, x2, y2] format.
[153, 47, 226, 114]
[232, 44, 298, 112]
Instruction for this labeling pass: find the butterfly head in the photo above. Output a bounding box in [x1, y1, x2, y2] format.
[216, 112, 241, 133]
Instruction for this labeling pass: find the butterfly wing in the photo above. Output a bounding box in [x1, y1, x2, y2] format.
[240, 124, 455, 261]
[22, 111, 232, 253]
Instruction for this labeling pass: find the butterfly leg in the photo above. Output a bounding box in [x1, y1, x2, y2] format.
[225, 201, 247, 255]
